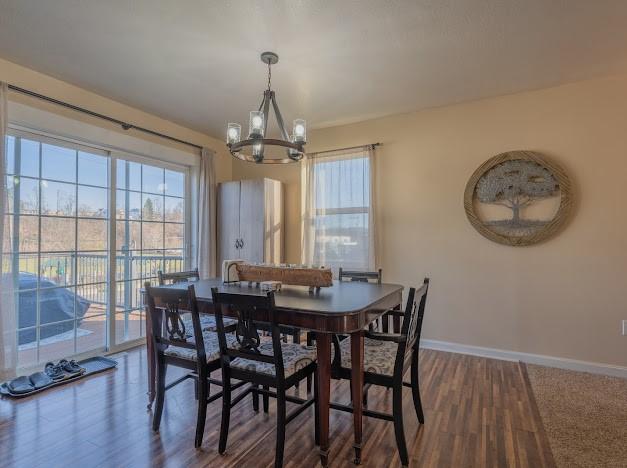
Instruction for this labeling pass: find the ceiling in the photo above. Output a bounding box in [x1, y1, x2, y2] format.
[2, 0, 627, 139]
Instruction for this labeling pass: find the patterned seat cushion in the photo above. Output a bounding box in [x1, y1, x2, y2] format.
[336, 336, 398, 376]
[181, 313, 237, 333]
[164, 331, 239, 362]
[230, 342, 317, 377]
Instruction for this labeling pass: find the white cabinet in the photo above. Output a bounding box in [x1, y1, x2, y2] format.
[217, 178, 283, 268]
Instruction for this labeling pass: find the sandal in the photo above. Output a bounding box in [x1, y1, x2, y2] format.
[58, 359, 85, 377]
[29, 372, 53, 390]
[6, 376, 34, 395]
[44, 362, 65, 381]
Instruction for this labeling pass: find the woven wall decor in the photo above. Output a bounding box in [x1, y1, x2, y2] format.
[464, 151, 572, 246]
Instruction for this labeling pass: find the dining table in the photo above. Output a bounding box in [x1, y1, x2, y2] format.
[144, 278, 403, 466]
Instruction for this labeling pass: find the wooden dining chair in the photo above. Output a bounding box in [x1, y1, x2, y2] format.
[211, 288, 319, 468]
[306, 268, 383, 393]
[157, 269, 238, 333]
[330, 278, 430, 467]
[337, 268, 398, 331]
[144, 282, 246, 448]
[157, 268, 200, 285]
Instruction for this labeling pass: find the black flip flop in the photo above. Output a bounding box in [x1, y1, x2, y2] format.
[6, 376, 34, 395]
[29, 372, 53, 390]
[58, 359, 85, 377]
[44, 362, 65, 381]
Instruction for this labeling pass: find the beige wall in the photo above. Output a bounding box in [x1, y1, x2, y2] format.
[233, 74, 627, 368]
[0, 58, 232, 181]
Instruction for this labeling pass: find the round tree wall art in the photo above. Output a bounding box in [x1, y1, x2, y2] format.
[464, 151, 572, 246]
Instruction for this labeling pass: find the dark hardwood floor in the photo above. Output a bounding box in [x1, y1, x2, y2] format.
[0, 346, 555, 468]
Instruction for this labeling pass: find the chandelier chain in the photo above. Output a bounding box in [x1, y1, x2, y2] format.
[267, 62, 272, 91]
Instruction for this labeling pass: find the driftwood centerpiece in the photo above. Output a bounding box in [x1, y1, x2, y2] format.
[235, 264, 333, 288]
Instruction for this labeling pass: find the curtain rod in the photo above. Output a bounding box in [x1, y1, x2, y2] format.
[307, 142, 381, 156]
[7, 84, 203, 152]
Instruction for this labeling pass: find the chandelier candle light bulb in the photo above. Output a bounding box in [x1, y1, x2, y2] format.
[227, 123, 241, 144]
[249, 111, 265, 139]
[292, 119, 306, 143]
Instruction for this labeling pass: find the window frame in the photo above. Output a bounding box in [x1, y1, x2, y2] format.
[4, 127, 192, 368]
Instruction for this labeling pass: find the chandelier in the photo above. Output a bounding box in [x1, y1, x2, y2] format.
[226, 52, 306, 164]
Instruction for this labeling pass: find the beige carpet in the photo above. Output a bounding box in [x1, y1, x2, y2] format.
[526, 364, 627, 468]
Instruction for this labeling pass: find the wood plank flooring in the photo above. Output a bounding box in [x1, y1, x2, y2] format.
[0, 347, 555, 468]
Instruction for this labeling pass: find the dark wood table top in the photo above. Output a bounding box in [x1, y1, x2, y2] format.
[153, 277, 403, 316]
[149, 278, 404, 334]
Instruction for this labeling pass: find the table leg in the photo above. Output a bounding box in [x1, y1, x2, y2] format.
[351, 330, 365, 464]
[393, 303, 402, 333]
[145, 305, 156, 410]
[316, 333, 331, 467]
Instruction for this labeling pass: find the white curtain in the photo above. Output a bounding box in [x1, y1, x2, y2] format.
[301, 145, 377, 276]
[195, 147, 217, 279]
[0, 82, 17, 380]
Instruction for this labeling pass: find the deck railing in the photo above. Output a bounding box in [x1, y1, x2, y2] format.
[22, 252, 185, 309]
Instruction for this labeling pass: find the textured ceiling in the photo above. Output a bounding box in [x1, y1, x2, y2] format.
[1, 0, 627, 139]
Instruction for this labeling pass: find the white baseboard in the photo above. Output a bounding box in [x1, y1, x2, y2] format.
[420, 339, 627, 379]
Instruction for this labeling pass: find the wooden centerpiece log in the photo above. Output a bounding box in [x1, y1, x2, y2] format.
[235, 263, 333, 288]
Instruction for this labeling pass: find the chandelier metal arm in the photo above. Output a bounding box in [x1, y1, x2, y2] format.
[271, 92, 290, 142]
[257, 93, 266, 112]
[260, 91, 274, 160]
[262, 90, 272, 140]
[270, 92, 293, 159]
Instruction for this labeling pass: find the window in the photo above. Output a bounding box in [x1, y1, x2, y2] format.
[302, 147, 375, 275]
[3, 131, 189, 368]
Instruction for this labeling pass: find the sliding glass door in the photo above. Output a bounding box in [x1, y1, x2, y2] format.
[3, 133, 110, 367]
[114, 158, 187, 345]
[3, 130, 189, 368]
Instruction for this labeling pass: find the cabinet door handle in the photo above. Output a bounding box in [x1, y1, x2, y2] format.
[240, 238, 244, 248]
[234, 239, 240, 249]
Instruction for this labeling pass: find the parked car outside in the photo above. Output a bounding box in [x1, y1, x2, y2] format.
[16, 272, 91, 344]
